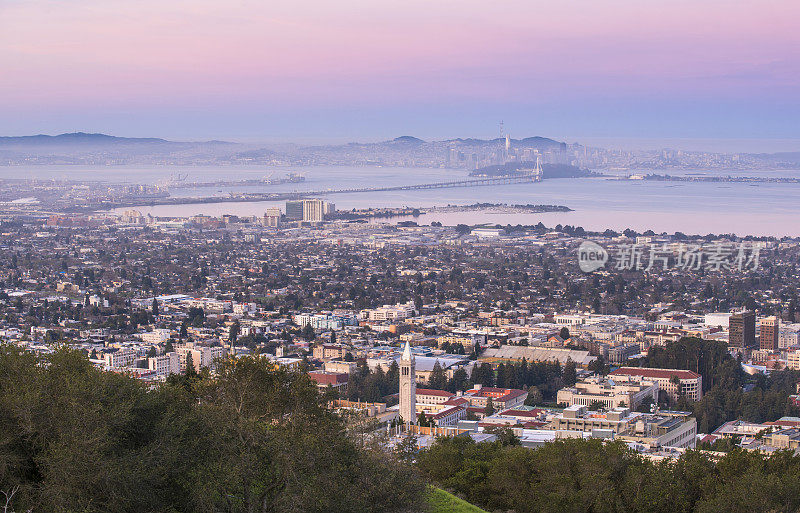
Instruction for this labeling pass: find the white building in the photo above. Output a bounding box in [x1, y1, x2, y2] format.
[609, 367, 702, 402]
[555, 314, 585, 326]
[704, 313, 732, 328]
[148, 352, 181, 377]
[787, 350, 800, 371]
[361, 301, 415, 322]
[105, 348, 136, 368]
[177, 344, 227, 373]
[294, 313, 357, 330]
[138, 329, 172, 345]
[262, 207, 281, 227]
[557, 375, 658, 410]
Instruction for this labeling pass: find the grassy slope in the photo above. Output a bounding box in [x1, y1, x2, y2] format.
[427, 487, 488, 513]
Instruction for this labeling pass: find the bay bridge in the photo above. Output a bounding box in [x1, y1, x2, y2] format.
[101, 167, 543, 209]
[286, 171, 541, 197]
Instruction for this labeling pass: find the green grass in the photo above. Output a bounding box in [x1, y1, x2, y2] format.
[427, 487, 488, 513]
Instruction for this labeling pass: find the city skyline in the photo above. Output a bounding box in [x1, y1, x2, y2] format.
[1, 0, 799, 147]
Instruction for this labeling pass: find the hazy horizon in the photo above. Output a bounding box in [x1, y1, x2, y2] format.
[2, 131, 799, 155]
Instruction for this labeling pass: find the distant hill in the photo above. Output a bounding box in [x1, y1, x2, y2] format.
[0, 132, 167, 146]
[0, 132, 232, 147]
[0, 131, 568, 167]
[391, 135, 425, 144]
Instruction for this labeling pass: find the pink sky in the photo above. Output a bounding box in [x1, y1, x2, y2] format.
[1, 0, 799, 141]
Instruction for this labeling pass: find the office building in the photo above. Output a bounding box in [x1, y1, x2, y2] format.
[284, 199, 335, 223]
[285, 200, 304, 221]
[262, 207, 281, 227]
[729, 311, 756, 350]
[549, 405, 697, 449]
[760, 316, 780, 352]
[609, 367, 702, 402]
[556, 375, 658, 410]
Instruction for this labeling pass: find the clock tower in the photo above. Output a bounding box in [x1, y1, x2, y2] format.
[399, 340, 416, 424]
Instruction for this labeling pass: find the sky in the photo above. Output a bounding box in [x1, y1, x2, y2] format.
[1, 0, 799, 150]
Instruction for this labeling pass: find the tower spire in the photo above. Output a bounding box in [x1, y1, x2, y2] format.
[402, 339, 414, 362]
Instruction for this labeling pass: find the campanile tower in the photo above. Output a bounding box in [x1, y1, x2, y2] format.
[399, 340, 416, 424]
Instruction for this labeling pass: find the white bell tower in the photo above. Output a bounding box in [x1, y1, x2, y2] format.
[399, 340, 417, 424]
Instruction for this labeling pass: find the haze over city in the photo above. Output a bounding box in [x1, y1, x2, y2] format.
[5, 2, 800, 513]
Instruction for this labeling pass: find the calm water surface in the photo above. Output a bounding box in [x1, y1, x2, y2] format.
[3, 165, 800, 236]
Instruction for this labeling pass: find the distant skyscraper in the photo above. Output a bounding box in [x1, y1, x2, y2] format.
[262, 207, 281, 227]
[729, 311, 756, 350]
[285, 200, 304, 221]
[760, 316, 780, 352]
[399, 340, 416, 425]
[284, 199, 335, 222]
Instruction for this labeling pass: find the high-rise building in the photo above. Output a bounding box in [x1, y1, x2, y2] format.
[303, 199, 325, 222]
[285, 199, 335, 223]
[285, 200, 304, 221]
[760, 316, 780, 352]
[729, 311, 756, 350]
[262, 207, 281, 227]
[399, 340, 417, 425]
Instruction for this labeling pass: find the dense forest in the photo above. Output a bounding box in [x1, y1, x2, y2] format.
[417, 435, 800, 513]
[0, 347, 422, 513]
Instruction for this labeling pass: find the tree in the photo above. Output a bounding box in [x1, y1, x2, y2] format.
[484, 397, 495, 416]
[455, 224, 471, 236]
[428, 361, 448, 390]
[151, 298, 159, 315]
[559, 326, 570, 340]
[588, 400, 605, 411]
[417, 412, 430, 427]
[302, 324, 315, 341]
[447, 367, 469, 393]
[588, 354, 609, 376]
[395, 433, 418, 465]
[164, 338, 174, 353]
[185, 352, 196, 376]
[563, 358, 577, 386]
[484, 426, 520, 446]
[524, 386, 543, 406]
[228, 320, 240, 342]
[0, 347, 425, 513]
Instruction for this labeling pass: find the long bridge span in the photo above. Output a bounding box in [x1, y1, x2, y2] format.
[294, 173, 540, 196]
[93, 173, 542, 211]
